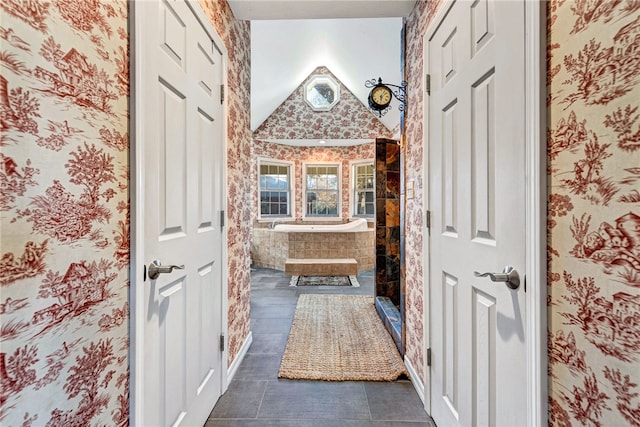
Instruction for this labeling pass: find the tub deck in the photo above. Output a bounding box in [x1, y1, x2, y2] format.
[284, 258, 358, 276]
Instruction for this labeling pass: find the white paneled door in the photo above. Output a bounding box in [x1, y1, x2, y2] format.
[134, 1, 225, 426]
[428, 0, 526, 426]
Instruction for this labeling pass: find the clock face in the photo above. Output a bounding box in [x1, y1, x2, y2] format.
[371, 86, 392, 107]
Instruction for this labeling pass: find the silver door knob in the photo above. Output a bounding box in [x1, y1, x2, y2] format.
[147, 260, 184, 280]
[474, 266, 520, 290]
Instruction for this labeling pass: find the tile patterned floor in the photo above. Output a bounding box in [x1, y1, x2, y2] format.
[205, 268, 437, 426]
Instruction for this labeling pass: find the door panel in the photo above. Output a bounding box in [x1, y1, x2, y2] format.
[442, 272, 458, 419]
[471, 70, 495, 242]
[136, 1, 225, 425]
[159, 82, 187, 236]
[159, 277, 187, 426]
[472, 288, 496, 427]
[428, 1, 526, 426]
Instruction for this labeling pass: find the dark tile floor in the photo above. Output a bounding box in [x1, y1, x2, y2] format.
[205, 268, 437, 427]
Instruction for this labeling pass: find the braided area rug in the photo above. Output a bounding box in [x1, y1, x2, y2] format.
[278, 294, 407, 381]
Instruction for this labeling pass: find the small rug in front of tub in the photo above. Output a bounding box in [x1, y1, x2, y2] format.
[278, 294, 407, 382]
[290, 275, 359, 287]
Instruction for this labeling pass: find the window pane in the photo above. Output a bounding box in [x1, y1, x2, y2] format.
[365, 192, 374, 203]
[276, 175, 286, 190]
[307, 175, 315, 189]
[365, 177, 374, 189]
[279, 203, 288, 215]
[259, 164, 290, 216]
[328, 175, 338, 189]
[365, 202, 374, 215]
[305, 164, 339, 216]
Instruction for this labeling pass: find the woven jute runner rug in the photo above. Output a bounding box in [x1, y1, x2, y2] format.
[278, 294, 407, 381]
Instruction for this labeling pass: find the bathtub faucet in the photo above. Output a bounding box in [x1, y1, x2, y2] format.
[269, 219, 280, 229]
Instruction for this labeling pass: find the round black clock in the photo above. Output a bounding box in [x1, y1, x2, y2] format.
[368, 84, 393, 111]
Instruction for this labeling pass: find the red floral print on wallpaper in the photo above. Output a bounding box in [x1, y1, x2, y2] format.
[404, 2, 640, 426]
[251, 66, 392, 221]
[252, 140, 375, 221]
[254, 66, 393, 141]
[548, 0, 640, 426]
[1, 0, 252, 425]
[0, 0, 130, 424]
[198, 0, 252, 367]
[403, 0, 443, 385]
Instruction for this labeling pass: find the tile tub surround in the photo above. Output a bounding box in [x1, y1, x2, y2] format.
[251, 223, 374, 272]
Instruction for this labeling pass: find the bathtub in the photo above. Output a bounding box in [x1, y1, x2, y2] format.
[273, 218, 369, 232]
[251, 218, 374, 272]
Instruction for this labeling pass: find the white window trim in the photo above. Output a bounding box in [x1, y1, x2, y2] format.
[257, 157, 295, 221]
[303, 74, 340, 111]
[350, 159, 375, 220]
[302, 161, 341, 220]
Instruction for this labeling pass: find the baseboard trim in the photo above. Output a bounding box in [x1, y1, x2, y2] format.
[226, 331, 252, 386]
[405, 356, 425, 405]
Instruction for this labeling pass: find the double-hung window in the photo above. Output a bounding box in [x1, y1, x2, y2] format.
[305, 164, 339, 217]
[259, 161, 292, 217]
[353, 162, 374, 217]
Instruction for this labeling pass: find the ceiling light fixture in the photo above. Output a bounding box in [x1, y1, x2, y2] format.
[318, 140, 327, 144]
[364, 77, 408, 117]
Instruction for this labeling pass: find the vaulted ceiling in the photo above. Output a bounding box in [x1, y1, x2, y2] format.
[226, 0, 417, 134]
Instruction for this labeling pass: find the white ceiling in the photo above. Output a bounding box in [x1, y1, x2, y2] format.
[231, 0, 417, 134]
[227, 0, 417, 20]
[251, 17, 404, 131]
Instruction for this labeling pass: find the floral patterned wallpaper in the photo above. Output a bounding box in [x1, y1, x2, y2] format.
[253, 140, 374, 221]
[254, 66, 393, 141]
[404, 1, 640, 425]
[547, 1, 640, 425]
[0, 0, 251, 424]
[198, 0, 252, 371]
[1, 0, 129, 424]
[252, 66, 392, 222]
[403, 0, 443, 385]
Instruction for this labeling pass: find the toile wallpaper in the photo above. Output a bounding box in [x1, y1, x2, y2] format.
[253, 140, 375, 221]
[403, 0, 444, 386]
[252, 65, 392, 221]
[547, 1, 640, 425]
[403, 0, 640, 425]
[0, 0, 252, 425]
[254, 66, 393, 141]
[198, 0, 252, 372]
[1, 0, 637, 425]
[1, 1, 130, 424]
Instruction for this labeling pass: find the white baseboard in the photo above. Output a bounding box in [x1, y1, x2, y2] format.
[404, 356, 425, 405]
[226, 331, 252, 386]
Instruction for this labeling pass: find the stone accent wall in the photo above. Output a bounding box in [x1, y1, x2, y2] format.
[375, 139, 402, 306]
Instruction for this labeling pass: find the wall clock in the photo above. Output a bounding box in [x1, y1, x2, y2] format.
[368, 84, 393, 111]
[364, 77, 407, 117]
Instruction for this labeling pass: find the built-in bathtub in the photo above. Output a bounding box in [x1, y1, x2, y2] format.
[273, 218, 369, 232]
[251, 219, 374, 272]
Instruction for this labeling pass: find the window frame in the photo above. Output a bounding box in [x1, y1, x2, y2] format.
[351, 160, 375, 219]
[257, 158, 294, 220]
[303, 74, 340, 111]
[302, 161, 341, 219]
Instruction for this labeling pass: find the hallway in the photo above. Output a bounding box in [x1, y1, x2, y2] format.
[205, 268, 436, 426]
